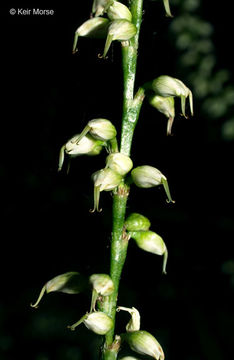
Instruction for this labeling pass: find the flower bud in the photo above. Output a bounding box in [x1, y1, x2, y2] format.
[58, 134, 104, 172]
[125, 213, 151, 231]
[120, 357, 140, 360]
[73, 17, 109, 54]
[148, 75, 193, 118]
[103, 19, 137, 58]
[122, 330, 165, 360]
[117, 306, 140, 332]
[92, 0, 113, 17]
[107, 1, 132, 21]
[148, 94, 175, 136]
[128, 231, 168, 274]
[131, 165, 175, 203]
[74, 119, 117, 147]
[106, 153, 133, 176]
[90, 274, 114, 295]
[68, 311, 113, 335]
[89, 273, 114, 310]
[30, 272, 87, 308]
[91, 168, 123, 212]
[163, 0, 173, 18]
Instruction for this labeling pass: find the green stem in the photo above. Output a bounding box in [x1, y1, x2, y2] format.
[101, 1, 144, 359]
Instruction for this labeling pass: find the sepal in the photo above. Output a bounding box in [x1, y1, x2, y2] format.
[30, 272, 87, 308]
[73, 17, 109, 54]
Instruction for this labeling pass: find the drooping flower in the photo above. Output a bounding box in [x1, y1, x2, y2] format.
[72, 17, 109, 54]
[128, 230, 168, 274]
[131, 165, 175, 203]
[122, 330, 165, 360]
[91, 168, 123, 212]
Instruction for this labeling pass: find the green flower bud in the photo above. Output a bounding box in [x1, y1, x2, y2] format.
[120, 357, 141, 360]
[74, 119, 117, 147]
[163, 0, 173, 18]
[148, 75, 193, 118]
[58, 134, 104, 172]
[131, 165, 175, 203]
[107, 1, 132, 21]
[73, 17, 109, 54]
[92, 0, 113, 17]
[148, 94, 175, 136]
[30, 272, 87, 308]
[68, 311, 113, 335]
[89, 273, 114, 311]
[103, 19, 137, 58]
[125, 213, 151, 231]
[122, 330, 165, 360]
[90, 274, 114, 295]
[91, 168, 123, 212]
[117, 306, 140, 332]
[106, 152, 133, 176]
[129, 231, 168, 274]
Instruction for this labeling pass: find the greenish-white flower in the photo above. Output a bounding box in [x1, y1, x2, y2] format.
[58, 133, 104, 172]
[103, 19, 137, 57]
[106, 152, 133, 176]
[30, 272, 87, 308]
[148, 94, 175, 135]
[74, 119, 117, 146]
[92, 0, 113, 17]
[91, 168, 123, 212]
[73, 17, 109, 53]
[89, 273, 114, 310]
[125, 213, 151, 231]
[131, 165, 175, 203]
[122, 330, 165, 360]
[69, 311, 113, 335]
[148, 75, 193, 118]
[128, 231, 168, 274]
[117, 306, 140, 332]
[107, 1, 132, 21]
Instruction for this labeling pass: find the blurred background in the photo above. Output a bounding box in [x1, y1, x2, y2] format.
[1, 0, 234, 359]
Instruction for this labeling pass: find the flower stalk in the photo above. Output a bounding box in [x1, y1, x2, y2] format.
[101, 1, 144, 358]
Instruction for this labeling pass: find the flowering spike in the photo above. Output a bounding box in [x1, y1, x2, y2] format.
[117, 306, 140, 332]
[163, 0, 173, 18]
[122, 330, 165, 360]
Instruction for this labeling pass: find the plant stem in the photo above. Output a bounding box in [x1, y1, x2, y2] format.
[101, 0, 144, 358]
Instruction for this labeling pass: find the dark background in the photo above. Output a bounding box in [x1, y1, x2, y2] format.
[1, 0, 234, 359]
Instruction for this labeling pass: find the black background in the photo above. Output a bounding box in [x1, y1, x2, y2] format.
[1, 1, 234, 359]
